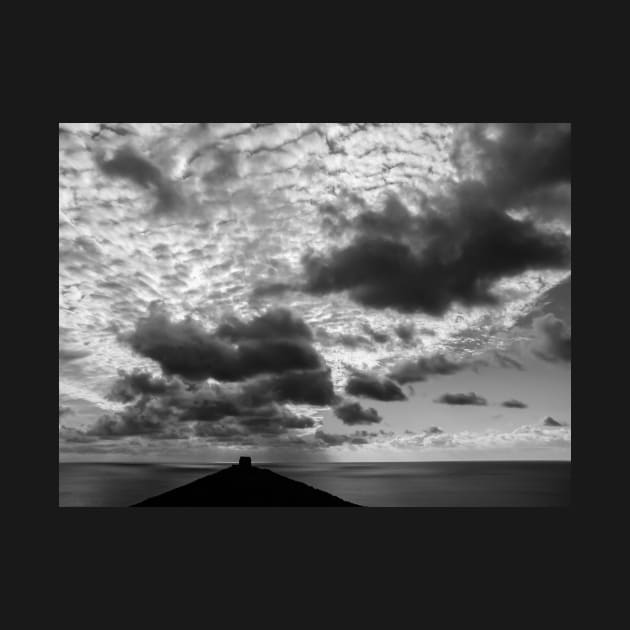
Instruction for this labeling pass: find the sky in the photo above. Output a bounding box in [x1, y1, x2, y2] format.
[59, 122, 571, 462]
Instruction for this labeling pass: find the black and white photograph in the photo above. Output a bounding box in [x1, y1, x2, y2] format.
[58, 122, 571, 507]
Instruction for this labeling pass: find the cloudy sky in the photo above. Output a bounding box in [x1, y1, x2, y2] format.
[59, 122, 571, 462]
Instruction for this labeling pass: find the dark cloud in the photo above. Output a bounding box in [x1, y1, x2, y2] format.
[345, 372, 407, 401]
[95, 145, 185, 214]
[302, 188, 570, 315]
[123, 306, 325, 382]
[333, 400, 382, 425]
[107, 369, 177, 403]
[451, 123, 571, 221]
[501, 399, 528, 408]
[178, 394, 241, 423]
[105, 365, 335, 415]
[531, 314, 571, 363]
[243, 368, 337, 407]
[542, 416, 563, 427]
[301, 124, 570, 315]
[388, 353, 467, 385]
[83, 392, 317, 443]
[87, 400, 172, 438]
[84, 365, 330, 445]
[425, 426, 444, 434]
[59, 405, 73, 417]
[194, 405, 315, 442]
[434, 392, 487, 406]
[216, 307, 313, 342]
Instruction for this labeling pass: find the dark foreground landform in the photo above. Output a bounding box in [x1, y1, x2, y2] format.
[133, 460, 361, 507]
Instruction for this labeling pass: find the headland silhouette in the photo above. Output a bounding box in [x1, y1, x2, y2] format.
[133, 457, 361, 506]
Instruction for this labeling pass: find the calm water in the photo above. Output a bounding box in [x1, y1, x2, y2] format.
[59, 461, 570, 507]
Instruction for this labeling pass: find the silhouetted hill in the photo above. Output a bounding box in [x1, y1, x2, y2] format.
[133, 460, 361, 506]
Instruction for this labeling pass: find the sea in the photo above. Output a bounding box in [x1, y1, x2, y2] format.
[59, 460, 570, 507]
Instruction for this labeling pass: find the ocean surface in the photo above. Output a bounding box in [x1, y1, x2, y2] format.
[59, 461, 570, 507]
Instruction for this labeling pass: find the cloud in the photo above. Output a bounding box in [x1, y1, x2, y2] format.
[333, 400, 382, 425]
[361, 323, 389, 343]
[74, 386, 318, 444]
[122, 305, 325, 382]
[215, 307, 313, 342]
[434, 392, 487, 406]
[302, 189, 570, 315]
[388, 353, 467, 385]
[501, 399, 528, 408]
[60, 124, 571, 459]
[242, 368, 337, 406]
[315, 328, 371, 349]
[95, 144, 185, 214]
[387, 426, 450, 448]
[59, 347, 91, 362]
[542, 416, 563, 427]
[387, 422, 570, 451]
[68, 364, 332, 446]
[251, 282, 295, 298]
[107, 369, 177, 402]
[201, 148, 240, 186]
[313, 428, 376, 446]
[418, 327, 436, 336]
[194, 405, 315, 442]
[531, 314, 571, 362]
[86, 410, 169, 438]
[451, 123, 571, 221]
[59, 405, 74, 417]
[345, 372, 407, 401]
[59, 426, 98, 443]
[394, 322, 415, 343]
[493, 351, 524, 371]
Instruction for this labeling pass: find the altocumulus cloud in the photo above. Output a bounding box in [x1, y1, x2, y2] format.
[59, 123, 571, 459]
